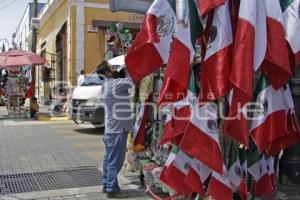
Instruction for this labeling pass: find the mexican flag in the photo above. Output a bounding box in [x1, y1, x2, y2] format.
[266, 85, 300, 155]
[280, 0, 300, 65]
[208, 166, 233, 200]
[160, 68, 198, 146]
[133, 94, 152, 152]
[262, 0, 291, 90]
[158, 0, 203, 105]
[228, 141, 243, 188]
[198, 0, 225, 17]
[247, 149, 275, 197]
[179, 103, 224, 173]
[200, 0, 232, 102]
[184, 158, 212, 196]
[250, 75, 287, 153]
[266, 156, 276, 190]
[125, 0, 176, 82]
[224, 0, 267, 147]
[160, 148, 193, 196]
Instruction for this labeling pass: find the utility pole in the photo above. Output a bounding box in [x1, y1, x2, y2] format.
[31, 0, 38, 97]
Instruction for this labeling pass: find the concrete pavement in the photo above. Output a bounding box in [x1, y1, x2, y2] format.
[0, 118, 152, 200]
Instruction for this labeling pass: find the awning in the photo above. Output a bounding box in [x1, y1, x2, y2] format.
[109, 0, 153, 14]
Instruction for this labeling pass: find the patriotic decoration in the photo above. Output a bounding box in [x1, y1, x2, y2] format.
[125, 0, 300, 198]
[125, 0, 176, 82]
[158, 0, 203, 105]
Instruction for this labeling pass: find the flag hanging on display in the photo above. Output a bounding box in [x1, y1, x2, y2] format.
[280, 0, 300, 65]
[133, 94, 152, 151]
[200, 0, 232, 102]
[160, 148, 194, 196]
[266, 85, 300, 155]
[224, 0, 267, 147]
[261, 0, 292, 90]
[179, 103, 223, 173]
[208, 166, 233, 200]
[158, 0, 203, 105]
[125, 0, 176, 82]
[227, 141, 243, 188]
[247, 149, 275, 197]
[160, 66, 198, 146]
[266, 156, 276, 190]
[198, 0, 225, 17]
[250, 75, 287, 153]
[238, 148, 248, 200]
[184, 158, 212, 196]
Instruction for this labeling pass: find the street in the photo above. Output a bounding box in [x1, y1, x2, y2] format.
[0, 118, 151, 200]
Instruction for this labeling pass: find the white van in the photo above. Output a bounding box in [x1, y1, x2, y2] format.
[70, 55, 125, 125]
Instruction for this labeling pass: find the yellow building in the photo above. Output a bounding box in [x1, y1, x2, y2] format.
[36, 0, 142, 102]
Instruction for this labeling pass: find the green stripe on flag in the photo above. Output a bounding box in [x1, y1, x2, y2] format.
[228, 141, 238, 168]
[189, 66, 199, 94]
[171, 145, 180, 154]
[280, 0, 294, 12]
[167, 0, 176, 13]
[238, 148, 247, 165]
[253, 74, 270, 100]
[189, 0, 204, 50]
[247, 147, 261, 168]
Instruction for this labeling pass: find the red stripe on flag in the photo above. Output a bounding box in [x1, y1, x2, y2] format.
[158, 38, 191, 105]
[201, 45, 232, 102]
[184, 168, 205, 197]
[125, 14, 163, 82]
[198, 0, 225, 17]
[208, 176, 232, 200]
[251, 175, 275, 196]
[160, 165, 193, 196]
[179, 123, 223, 173]
[262, 17, 291, 90]
[251, 110, 286, 153]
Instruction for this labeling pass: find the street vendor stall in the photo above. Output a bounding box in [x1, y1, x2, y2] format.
[117, 0, 300, 199]
[0, 50, 47, 119]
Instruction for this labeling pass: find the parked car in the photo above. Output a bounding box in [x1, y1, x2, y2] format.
[70, 55, 125, 126]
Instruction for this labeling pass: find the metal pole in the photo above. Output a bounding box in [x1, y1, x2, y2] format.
[31, 0, 38, 98]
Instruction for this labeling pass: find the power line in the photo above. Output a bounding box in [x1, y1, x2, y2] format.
[0, 0, 19, 11]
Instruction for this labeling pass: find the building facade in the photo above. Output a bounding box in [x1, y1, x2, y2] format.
[15, 3, 45, 51]
[35, 0, 142, 102]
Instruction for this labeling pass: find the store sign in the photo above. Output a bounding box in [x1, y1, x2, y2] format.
[109, 0, 153, 14]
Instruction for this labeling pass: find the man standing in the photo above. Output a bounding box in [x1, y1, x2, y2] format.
[98, 61, 133, 199]
[77, 70, 85, 86]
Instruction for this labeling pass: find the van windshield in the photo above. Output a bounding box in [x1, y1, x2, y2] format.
[81, 69, 104, 86]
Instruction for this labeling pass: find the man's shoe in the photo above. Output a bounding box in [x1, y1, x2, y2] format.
[102, 186, 107, 193]
[106, 191, 129, 199]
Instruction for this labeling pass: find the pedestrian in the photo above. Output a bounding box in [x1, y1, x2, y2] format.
[77, 70, 85, 86]
[30, 97, 39, 119]
[98, 61, 133, 199]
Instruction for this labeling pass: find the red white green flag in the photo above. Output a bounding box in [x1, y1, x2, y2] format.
[280, 0, 300, 65]
[228, 141, 243, 188]
[224, 0, 267, 147]
[200, 0, 232, 102]
[250, 75, 287, 153]
[125, 0, 176, 82]
[198, 0, 225, 17]
[261, 0, 292, 90]
[247, 149, 275, 197]
[179, 103, 223, 173]
[160, 67, 198, 146]
[266, 156, 276, 190]
[160, 147, 194, 196]
[238, 148, 248, 200]
[184, 158, 212, 196]
[208, 166, 233, 200]
[266, 85, 300, 155]
[158, 0, 203, 105]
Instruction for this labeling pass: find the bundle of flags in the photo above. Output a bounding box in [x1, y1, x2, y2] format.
[125, 0, 300, 198]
